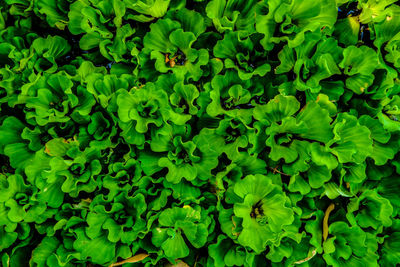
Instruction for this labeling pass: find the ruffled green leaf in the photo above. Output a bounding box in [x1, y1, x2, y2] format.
[30, 236, 60, 267]
[233, 174, 294, 253]
[73, 228, 116, 265]
[206, 0, 258, 34]
[347, 190, 393, 230]
[256, 0, 337, 49]
[214, 31, 271, 80]
[323, 222, 379, 267]
[125, 0, 171, 22]
[328, 113, 373, 164]
[253, 94, 299, 124]
[339, 46, 379, 94]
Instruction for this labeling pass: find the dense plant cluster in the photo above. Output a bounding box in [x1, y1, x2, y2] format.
[1, 0, 400, 266]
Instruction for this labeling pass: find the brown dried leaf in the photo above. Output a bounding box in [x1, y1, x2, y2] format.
[109, 253, 149, 267]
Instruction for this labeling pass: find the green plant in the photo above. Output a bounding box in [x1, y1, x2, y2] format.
[0, 0, 399, 266]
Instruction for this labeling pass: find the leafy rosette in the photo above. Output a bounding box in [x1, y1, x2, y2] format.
[231, 174, 294, 253]
[70, 6, 137, 65]
[68, 0, 112, 35]
[76, 61, 133, 111]
[206, 71, 261, 124]
[159, 135, 219, 183]
[155, 73, 200, 123]
[328, 113, 373, 164]
[26, 137, 102, 199]
[0, 174, 54, 231]
[28, 236, 68, 267]
[267, 231, 318, 266]
[359, 115, 396, 165]
[20, 35, 71, 74]
[152, 206, 213, 259]
[1, 225, 36, 267]
[102, 156, 139, 196]
[100, 24, 139, 63]
[138, 123, 187, 168]
[346, 190, 394, 231]
[255, 0, 337, 50]
[377, 94, 400, 132]
[0, 221, 19, 258]
[338, 45, 380, 94]
[140, 128, 219, 184]
[275, 32, 342, 93]
[0, 65, 21, 108]
[208, 234, 261, 267]
[136, 176, 173, 212]
[0, 26, 37, 74]
[285, 140, 339, 192]
[323, 222, 379, 267]
[27, 157, 142, 266]
[358, 0, 398, 24]
[142, 9, 208, 81]
[198, 117, 258, 160]
[373, 5, 400, 69]
[28, 199, 96, 265]
[20, 72, 95, 126]
[68, 0, 128, 60]
[20, 74, 69, 125]
[57, 147, 103, 198]
[72, 71, 123, 148]
[0, 116, 43, 170]
[213, 32, 271, 80]
[124, 0, 173, 22]
[25, 149, 64, 210]
[378, 219, 400, 266]
[254, 94, 334, 164]
[338, 162, 367, 196]
[85, 191, 148, 247]
[252, 94, 341, 192]
[3, 0, 32, 19]
[163, 180, 208, 208]
[160, 136, 200, 183]
[377, 171, 400, 217]
[86, 109, 118, 147]
[0, 174, 26, 248]
[71, 226, 132, 265]
[205, 0, 259, 35]
[116, 83, 173, 146]
[34, 0, 71, 30]
[210, 152, 268, 215]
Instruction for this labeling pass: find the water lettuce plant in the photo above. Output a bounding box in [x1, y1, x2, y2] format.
[0, 0, 400, 266]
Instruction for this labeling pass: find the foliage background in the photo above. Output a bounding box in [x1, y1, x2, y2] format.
[0, 0, 400, 266]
